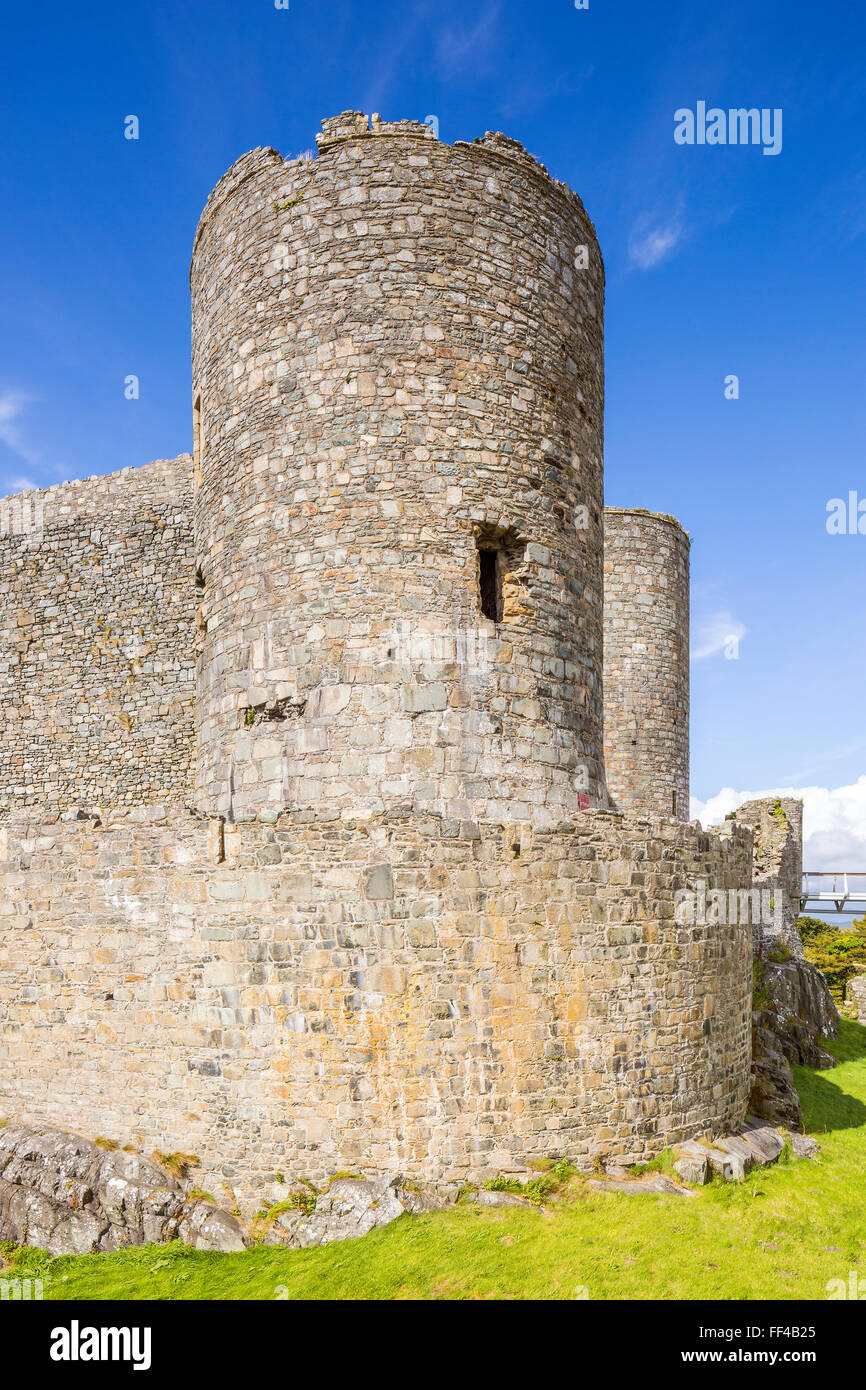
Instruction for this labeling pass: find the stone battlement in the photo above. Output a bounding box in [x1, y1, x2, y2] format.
[604, 505, 691, 539]
[1, 455, 191, 519]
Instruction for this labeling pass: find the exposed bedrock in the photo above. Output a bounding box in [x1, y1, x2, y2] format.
[0, 1124, 246, 1256]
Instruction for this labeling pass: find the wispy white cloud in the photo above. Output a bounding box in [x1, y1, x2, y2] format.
[0, 391, 40, 465]
[627, 207, 685, 270]
[691, 776, 866, 876]
[498, 64, 594, 120]
[433, 0, 502, 81]
[691, 609, 746, 661]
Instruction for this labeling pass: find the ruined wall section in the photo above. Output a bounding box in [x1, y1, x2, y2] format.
[0, 810, 752, 1210]
[603, 508, 690, 821]
[191, 114, 607, 826]
[735, 797, 804, 956]
[736, 797, 840, 1127]
[0, 457, 196, 811]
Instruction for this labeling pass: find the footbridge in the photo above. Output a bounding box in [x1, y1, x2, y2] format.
[800, 872, 866, 917]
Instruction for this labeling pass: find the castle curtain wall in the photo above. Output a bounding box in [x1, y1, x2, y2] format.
[0, 458, 195, 812]
[0, 810, 752, 1210]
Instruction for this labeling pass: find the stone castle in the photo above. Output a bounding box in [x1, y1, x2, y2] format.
[0, 114, 811, 1212]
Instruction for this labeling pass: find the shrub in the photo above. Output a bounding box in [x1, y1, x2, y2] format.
[798, 915, 866, 1003]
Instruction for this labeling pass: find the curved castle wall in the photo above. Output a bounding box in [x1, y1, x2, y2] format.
[603, 508, 690, 820]
[0, 809, 753, 1207]
[190, 114, 607, 826]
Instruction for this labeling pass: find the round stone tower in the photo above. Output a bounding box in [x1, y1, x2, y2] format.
[603, 507, 690, 820]
[191, 113, 606, 825]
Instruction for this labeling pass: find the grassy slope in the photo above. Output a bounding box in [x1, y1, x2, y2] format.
[6, 1019, 866, 1301]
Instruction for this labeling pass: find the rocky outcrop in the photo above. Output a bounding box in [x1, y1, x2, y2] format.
[672, 1121, 818, 1185]
[750, 955, 840, 1130]
[762, 957, 840, 1067]
[464, 1188, 532, 1208]
[589, 1174, 694, 1197]
[264, 1175, 453, 1248]
[581, 1121, 818, 1194]
[0, 1127, 454, 1256]
[750, 1016, 805, 1129]
[0, 1124, 247, 1255]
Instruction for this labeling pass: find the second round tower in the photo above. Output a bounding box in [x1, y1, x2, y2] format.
[603, 507, 690, 820]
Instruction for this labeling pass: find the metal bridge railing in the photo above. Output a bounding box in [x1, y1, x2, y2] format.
[801, 872, 866, 915]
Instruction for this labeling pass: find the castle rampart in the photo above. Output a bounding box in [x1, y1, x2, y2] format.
[0, 808, 752, 1210]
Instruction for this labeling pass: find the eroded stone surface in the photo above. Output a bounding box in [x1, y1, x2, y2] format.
[178, 1202, 247, 1253]
[671, 1122, 818, 1186]
[738, 1122, 786, 1166]
[0, 1124, 246, 1256]
[464, 1189, 531, 1209]
[672, 1143, 710, 1186]
[268, 1176, 450, 1247]
[789, 1134, 820, 1161]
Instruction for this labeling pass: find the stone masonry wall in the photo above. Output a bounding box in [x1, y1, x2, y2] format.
[735, 797, 804, 956]
[0, 809, 752, 1213]
[0, 458, 196, 811]
[0, 112, 759, 1227]
[603, 508, 690, 820]
[191, 113, 607, 826]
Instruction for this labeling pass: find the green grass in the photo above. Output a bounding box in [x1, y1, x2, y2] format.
[5, 1020, 866, 1302]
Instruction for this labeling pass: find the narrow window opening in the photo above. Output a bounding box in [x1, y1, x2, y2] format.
[671, 790, 678, 817]
[192, 391, 203, 491]
[194, 564, 206, 652]
[478, 547, 502, 623]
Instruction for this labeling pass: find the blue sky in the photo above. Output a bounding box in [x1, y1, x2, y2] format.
[1, 0, 864, 850]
